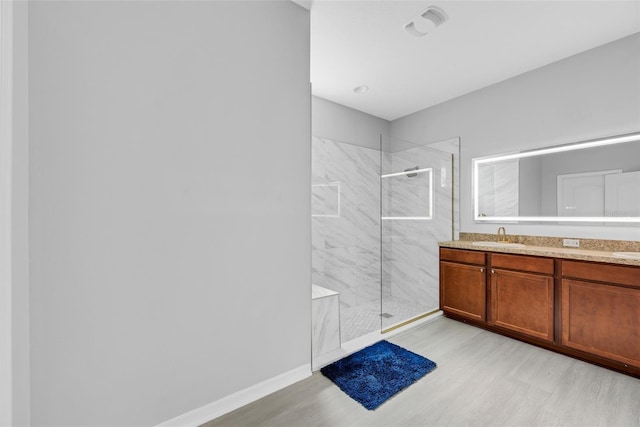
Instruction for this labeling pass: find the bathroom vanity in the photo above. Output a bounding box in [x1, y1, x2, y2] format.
[439, 240, 640, 377]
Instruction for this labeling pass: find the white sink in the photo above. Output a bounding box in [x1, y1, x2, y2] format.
[611, 252, 640, 260]
[472, 241, 526, 248]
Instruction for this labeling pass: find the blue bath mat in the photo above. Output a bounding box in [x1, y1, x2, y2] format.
[320, 340, 437, 410]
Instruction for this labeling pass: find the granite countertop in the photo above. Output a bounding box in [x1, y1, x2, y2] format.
[440, 233, 640, 267]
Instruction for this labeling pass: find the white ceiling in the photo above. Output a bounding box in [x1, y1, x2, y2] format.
[310, 0, 640, 121]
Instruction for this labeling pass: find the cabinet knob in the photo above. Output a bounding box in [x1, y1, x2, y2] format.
[480, 267, 484, 272]
[491, 269, 495, 274]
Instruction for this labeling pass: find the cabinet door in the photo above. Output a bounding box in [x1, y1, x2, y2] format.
[562, 279, 640, 367]
[490, 269, 554, 342]
[440, 261, 486, 321]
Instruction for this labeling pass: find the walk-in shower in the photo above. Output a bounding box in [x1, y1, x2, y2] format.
[311, 134, 459, 365]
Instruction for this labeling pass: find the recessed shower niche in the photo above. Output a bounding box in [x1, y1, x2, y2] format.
[311, 135, 459, 365]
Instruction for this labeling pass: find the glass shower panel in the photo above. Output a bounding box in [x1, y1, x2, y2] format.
[381, 167, 433, 220]
[381, 141, 456, 331]
[311, 136, 382, 346]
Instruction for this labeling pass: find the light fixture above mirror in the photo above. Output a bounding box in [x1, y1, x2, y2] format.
[473, 132, 640, 224]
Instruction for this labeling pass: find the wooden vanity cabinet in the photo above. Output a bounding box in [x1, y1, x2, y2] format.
[488, 253, 555, 342]
[440, 247, 640, 376]
[561, 261, 640, 368]
[440, 248, 487, 322]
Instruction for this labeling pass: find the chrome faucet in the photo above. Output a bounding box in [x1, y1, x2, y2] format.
[497, 227, 508, 243]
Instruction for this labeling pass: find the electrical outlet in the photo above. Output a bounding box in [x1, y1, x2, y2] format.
[563, 239, 580, 248]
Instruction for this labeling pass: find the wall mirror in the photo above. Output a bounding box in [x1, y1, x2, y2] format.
[473, 132, 640, 224]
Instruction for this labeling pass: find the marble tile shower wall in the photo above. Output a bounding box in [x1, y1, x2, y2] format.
[312, 137, 381, 308]
[382, 145, 455, 314]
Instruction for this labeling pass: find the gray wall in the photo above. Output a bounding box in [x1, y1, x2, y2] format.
[391, 33, 640, 240]
[312, 96, 390, 150]
[11, 1, 30, 425]
[28, 1, 310, 425]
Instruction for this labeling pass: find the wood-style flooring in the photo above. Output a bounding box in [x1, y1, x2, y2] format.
[202, 317, 640, 426]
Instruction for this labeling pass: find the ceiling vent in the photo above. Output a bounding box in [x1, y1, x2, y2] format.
[404, 6, 448, 37]
[422, 7, 448, 27]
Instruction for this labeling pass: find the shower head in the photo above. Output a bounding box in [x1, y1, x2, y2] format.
[404, 166, 419, 178]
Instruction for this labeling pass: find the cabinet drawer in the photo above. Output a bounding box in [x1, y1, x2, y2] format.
[490, 253, 554, 275]
[562, 261, 640, 288]
[440, 248, 485, 265]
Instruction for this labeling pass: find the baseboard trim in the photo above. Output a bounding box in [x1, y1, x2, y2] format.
[156, 364, 312, 427]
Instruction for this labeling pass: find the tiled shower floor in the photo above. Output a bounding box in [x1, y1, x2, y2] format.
[339, 296, 434, 343]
